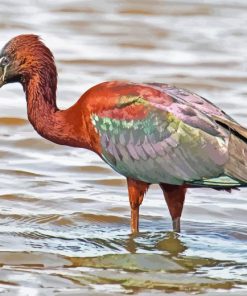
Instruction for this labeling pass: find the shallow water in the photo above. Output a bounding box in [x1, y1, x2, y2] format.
[0, 0, 247, 295]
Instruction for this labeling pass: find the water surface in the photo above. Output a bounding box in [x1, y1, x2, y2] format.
[0, 0, 247, 295]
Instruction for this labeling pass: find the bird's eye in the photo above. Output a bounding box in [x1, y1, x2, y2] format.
[0, 56, 10, 67]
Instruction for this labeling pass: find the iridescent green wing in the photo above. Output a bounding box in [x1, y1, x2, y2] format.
[91, 94, 232, 186]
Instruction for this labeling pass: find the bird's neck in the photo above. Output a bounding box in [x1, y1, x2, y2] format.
[24, 74, 91, 149]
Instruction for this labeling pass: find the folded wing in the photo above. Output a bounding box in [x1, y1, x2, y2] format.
[91, 83, 232, 186]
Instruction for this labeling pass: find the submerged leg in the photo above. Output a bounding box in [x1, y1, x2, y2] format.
[127, 178, 149, 233]
[160, 184, 186, 232]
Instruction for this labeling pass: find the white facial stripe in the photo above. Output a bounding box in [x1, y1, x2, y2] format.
[0, 57, 4, 64]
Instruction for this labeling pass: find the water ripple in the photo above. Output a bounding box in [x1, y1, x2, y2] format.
[0, 0, 247, 295]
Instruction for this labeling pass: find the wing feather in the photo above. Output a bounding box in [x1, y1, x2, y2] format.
[91, 85, 231, 185]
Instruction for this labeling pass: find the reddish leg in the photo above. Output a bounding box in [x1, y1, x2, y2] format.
[127, 178, 149, 233]
[160, 184, 186, 232]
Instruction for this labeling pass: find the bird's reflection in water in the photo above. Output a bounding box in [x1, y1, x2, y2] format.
[125, 233, 139, 253]
[156, 232, 187, 257]
[124, 230, 187, 256]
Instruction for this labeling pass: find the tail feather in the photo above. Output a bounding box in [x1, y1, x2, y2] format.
[225, 133, 247, 183]
[213, 115, 247, 183]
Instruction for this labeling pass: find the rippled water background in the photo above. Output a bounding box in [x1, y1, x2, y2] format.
[0, 0, 247, 295]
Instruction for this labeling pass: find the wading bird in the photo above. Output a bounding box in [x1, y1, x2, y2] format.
[0, 35, 246, 233]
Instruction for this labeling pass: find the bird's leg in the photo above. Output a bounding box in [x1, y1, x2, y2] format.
[127, 178, 149, 233]
[160, 184, 186, 232]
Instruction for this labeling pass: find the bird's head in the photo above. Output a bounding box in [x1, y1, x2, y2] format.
[0, 34, 57, 89]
